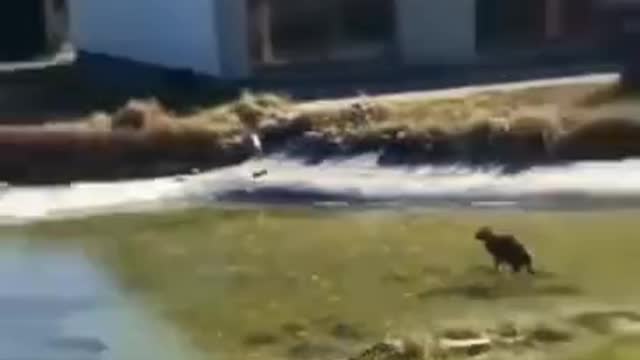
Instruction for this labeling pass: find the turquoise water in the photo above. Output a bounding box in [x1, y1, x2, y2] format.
[0, 240, 203, 360]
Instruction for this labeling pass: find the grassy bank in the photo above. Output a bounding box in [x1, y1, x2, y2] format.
[79, 82, 601, 138]
[14, 208, 640, 360]
[1, 81, 639, 183]
[72, 81, 640, 166]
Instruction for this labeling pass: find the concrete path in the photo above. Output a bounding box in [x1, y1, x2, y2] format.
[0, 46, 75, 73]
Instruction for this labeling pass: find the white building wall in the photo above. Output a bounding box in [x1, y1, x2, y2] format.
[395, 0, 477, 64]
[214, 0, 251, 79]
[67, 0, 222, 76]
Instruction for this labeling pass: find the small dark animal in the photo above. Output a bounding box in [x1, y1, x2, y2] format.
[475, 226, 535, 274]
[252, 169, 268, 179]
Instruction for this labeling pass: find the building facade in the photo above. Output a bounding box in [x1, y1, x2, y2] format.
[596, 0, 640, 87]
[0, 1, 604, 79]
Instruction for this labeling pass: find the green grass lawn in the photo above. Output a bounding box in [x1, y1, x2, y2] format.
[572, 337, 640, 360]
[10, 207, 640, 360]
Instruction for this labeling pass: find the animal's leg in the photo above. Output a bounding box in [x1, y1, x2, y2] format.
[525, 261, 535, 275]
[511, 262, 522, 273]
[493, 258, 502, 272]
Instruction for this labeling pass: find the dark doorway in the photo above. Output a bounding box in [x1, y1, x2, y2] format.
[476, 0, 546, 52]
[0, 0, 47, 61]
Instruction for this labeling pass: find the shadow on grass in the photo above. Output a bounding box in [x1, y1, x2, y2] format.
[417, 266, 579, 301]
[466, 265, 556, 279]
[417, 283, 582, 301]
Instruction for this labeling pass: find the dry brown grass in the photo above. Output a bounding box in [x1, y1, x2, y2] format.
[8, 83, 634, 183]
[77, 83, 616, 138]
[280, 83, 614, 145]
[57, 82, 636, 162]
[576, 83, 640, 108]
